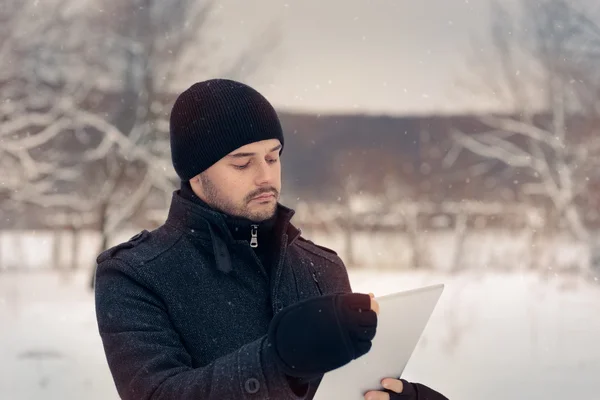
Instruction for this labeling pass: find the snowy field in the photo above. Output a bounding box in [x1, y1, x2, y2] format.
[1, 268, 600, 399]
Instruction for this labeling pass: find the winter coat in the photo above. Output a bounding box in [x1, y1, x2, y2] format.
[94, 190, 353, 399]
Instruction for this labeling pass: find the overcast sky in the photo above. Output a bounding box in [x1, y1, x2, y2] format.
[177, 0, 525, 116]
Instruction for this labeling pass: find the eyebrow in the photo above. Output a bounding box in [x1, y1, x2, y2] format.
[228, 144, 282, 158]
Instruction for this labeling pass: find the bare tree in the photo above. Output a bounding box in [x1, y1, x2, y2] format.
[452, 0, 600, 271]
[379, 176, 431, 269]
[330, 151, 382, 267]
[82, 0, 279, 288]
[0, 0, 280, 281]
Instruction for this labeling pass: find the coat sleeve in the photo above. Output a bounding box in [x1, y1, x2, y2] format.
[94, 259, 309, 400]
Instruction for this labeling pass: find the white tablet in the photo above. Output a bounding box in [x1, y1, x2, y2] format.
[313, 284, 444, 399]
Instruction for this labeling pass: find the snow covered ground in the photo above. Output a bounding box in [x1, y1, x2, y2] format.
[350, 270, 600, 399]
[1, 268, 599, 399]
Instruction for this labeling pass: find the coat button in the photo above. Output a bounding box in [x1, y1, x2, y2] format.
[274, 300, 283, 312]
[244, 378, 260, 394]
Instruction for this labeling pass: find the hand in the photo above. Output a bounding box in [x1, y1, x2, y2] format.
[364, 378, 449, 400]
[267, 292, 378, 378]
[365, 378, 411, 400]
[369, 292, 380, 315]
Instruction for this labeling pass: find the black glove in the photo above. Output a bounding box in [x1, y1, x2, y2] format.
[384, 379, 449, 400]
[267, 293, 378, 378]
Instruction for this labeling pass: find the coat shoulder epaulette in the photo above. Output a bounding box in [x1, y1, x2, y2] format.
[96, 226, 181, 268]
[295, 236, 341, 263]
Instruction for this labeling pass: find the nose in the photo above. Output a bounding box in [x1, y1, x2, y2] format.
[254, 158, 275, 186]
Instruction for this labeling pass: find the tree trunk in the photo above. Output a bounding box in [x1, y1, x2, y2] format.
[451, 213, 468, 272]
[89, 231, 109, 290]
[343, 213, 355, 267]
[90, 203, 109, 290]
[405, 208, 425, 269]
[528, 228, 542, 271]
[70, 226, 81, 270]
[52, 229, 62, 270]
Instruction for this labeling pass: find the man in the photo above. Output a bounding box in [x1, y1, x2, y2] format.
[94, 79, 449, 399]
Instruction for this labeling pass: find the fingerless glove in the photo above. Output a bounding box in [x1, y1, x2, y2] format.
[267, 293, 378, 378]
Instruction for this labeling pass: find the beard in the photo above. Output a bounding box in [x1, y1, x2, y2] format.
[199, 174, 279, 222]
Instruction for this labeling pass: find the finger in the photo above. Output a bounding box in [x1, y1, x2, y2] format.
[381, 378, 404, 393]
[370, 298, 380, 315]
[369, 292, 375, 298]
[364, 390, 390, 400]
[342, 293, 372, 312]
[355, 308, 377, 327]
[354, 337, 372, 355]
[350, 325, 376, 342]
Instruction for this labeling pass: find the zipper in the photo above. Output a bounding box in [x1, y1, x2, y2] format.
[250, 224, 258, 248]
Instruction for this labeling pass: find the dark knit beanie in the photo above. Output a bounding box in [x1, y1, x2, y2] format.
[169, 79, 285, 181]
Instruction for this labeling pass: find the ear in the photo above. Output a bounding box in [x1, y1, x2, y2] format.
[188, 175, 201, 188]
[189, 176, 205, 199]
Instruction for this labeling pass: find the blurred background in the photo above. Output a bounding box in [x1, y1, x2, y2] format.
[2, 0, 600, 398]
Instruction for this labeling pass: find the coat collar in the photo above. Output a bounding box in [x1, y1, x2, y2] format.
[165, 190, 301, 274]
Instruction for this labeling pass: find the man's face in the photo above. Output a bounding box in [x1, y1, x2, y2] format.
[190, 139, 282, 222]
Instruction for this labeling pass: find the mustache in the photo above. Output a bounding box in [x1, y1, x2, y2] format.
[246, 187, 279, 201]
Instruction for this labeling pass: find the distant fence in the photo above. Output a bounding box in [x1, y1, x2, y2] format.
[0, 229, 138, 271]
[303, 229, 590, 271]
[0, 228, 591, 272]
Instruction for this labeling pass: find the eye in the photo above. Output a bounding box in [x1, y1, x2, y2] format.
[233, 162, 250, 170]
[267, 157, 279, 164]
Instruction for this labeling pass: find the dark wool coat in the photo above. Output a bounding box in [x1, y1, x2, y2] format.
[94, 191, 353, 399]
